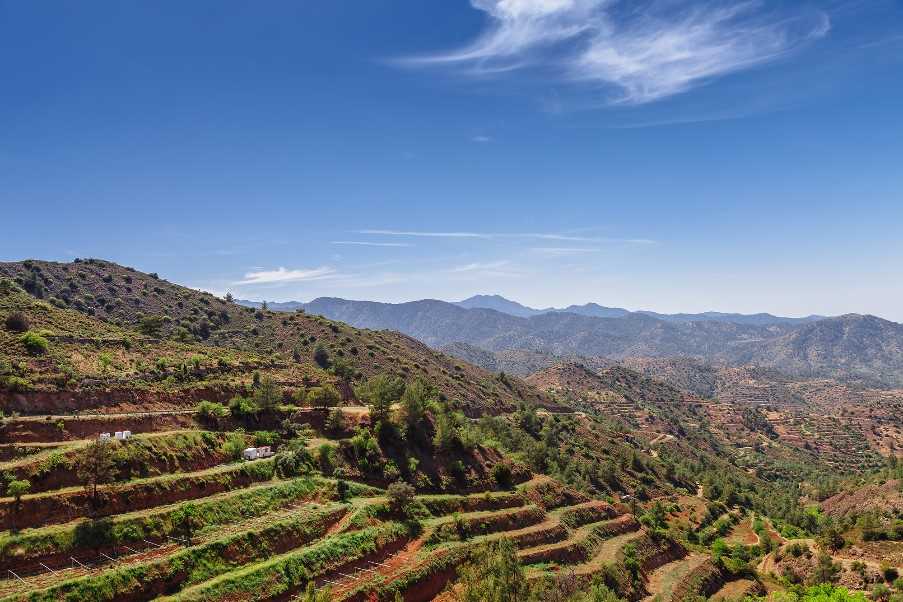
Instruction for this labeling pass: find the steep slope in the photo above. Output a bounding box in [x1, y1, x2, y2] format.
[0, 260, 551, 414]
[820, 479, 903, 520]
[0, 283, 312, 413]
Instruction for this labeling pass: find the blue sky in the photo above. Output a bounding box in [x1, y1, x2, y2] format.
[2, 1, 902, 319]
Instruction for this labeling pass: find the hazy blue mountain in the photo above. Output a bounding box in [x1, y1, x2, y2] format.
[236, 299, 304, 311]
[453, 294, 550, 317]
[637, 310, 824, 325]
[296, 297, 903, 386]
[554, 303, 632, 318]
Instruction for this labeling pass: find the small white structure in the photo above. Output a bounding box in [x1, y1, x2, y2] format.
[99, 433, 111, 440]
[114, 431, 132, 440]
[257, 446, 274, 458]
[243, 446, 275, 460]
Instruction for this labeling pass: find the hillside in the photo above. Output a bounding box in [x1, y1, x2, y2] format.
[0, 283, 316, 414]
[736, 314, 903, 386]
[524, 362, 621, 401]
[526, 363, 686, 409]
[438, 342, 567, 376]
[0, 260, 551, 415]
[295, 297, 903, 386]
[820, 479, 903, 520]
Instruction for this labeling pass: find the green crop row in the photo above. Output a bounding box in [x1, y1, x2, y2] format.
[11, 505, 349, 602]
[160, 521, 413, 601]
[428, 506, 546, 545]
[0, 477, 379, 565]
[418, 491, 524, 516]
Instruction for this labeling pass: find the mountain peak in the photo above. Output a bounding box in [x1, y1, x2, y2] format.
[454, 294, 545, 317]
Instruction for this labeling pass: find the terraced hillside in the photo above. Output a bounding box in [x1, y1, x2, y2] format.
[1, 270, 740, 601]
[0, 260, 553, 415]
[0, 397, 724, 602]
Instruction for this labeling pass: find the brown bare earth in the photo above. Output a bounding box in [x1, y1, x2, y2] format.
[820, 479, 903, 519]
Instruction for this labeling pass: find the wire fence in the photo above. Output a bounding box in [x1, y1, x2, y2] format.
[289, 559, 398, 600]
[0, 534, 190, 587]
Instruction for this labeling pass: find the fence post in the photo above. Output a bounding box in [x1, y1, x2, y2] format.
[39, 562, 56, 574]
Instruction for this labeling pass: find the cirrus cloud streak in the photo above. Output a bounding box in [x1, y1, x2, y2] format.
[234, 266, 338, 285]
[404, 0, 830, 104]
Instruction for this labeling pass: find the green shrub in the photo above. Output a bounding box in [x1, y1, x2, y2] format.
[196, 400, 228, 422]
[317, 443, 336, 475]
[228, 396, 259, 419]
[306, 385, 340, 411]
[387, 481, 417, 516]
[254, 431, 280, 447]
[491, 463, 514, 489]
[222, 432, 247, 461]
[139, 315, 165, 336]
[325, 407, 345, 433]
[253, 377, 282, 412]
[19, 331, 49, 355]
[1, 376, 30, 392]
[787, 542, 809, 557]
[0, 279, 24, 294]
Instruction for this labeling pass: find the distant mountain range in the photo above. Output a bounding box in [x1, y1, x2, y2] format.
[452, 294, 824, 325]
[240, 294, 824, 325]
[238, 295, 903, 387]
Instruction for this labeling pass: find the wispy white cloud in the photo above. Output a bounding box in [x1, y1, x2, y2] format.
[404, 0, 829, 104]
[357, 229, 491, 239]
[472, 135, 493, 143]
[331, 241, 413, 247]
[449, 260, 512, 273]
[234, 266, 337, 285]
[531, 246, 601, 257]
[357, 229, 653, 243]
[447, 260, 524, 278]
